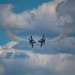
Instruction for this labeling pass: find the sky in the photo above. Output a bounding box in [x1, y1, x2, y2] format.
[0, 0, 75, 75]
[0, 0, 50, 45]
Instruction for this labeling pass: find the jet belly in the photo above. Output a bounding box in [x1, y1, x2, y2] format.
[38, 40, 42, 43]
[32, 40, 36, 43]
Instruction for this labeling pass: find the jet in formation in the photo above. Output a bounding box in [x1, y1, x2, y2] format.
[38, 34, 46, 47]
[29, 34, 46, 48]
[29, 35, 36, 48]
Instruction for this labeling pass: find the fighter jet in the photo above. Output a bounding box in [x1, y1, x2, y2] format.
[38, 34, 46, 47]
[29, 35, 36, 48]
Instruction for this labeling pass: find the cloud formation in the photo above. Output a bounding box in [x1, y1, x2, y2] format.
[0, 45, 75, 75]
[1, 0, 73, 43]
[0, 0, 67, 32]
[0, 0, 75, 75]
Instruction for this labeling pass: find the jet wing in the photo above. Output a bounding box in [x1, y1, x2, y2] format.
[31, 43, 33, 48]
[40, 43, 43, 47]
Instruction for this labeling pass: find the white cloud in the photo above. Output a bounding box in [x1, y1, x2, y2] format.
[4, 0, 73, 43]
[0, 0, 75, 75]
[0, 0, 74, 43]
[56, 0, 75, 34]
[0, 0, 65, 33]
[0, 4, 35, 30]
[0, 35, 75, 75]
[0, 49, 75, 75]
[0, 46, 5, 57]
[2, 41, 18, 49]
[0, 46, 3, 55]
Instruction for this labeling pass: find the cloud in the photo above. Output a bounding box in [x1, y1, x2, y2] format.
[0, 0, 74, 36]
[0, 46, 3, 54]
[0, 0, 65, 33]
[0, 4, 35, 30]
[2, 41, 18, 49]
[0, 64, 4, 75]
[7, 3, 72, 42]
[1, 50, 29, 59]
[0, 36, 75, 75]
[56, 0, 75, 34]
[1, 35, 75, 55]
[1, 0, 73, 43]
[0, 0, 75, 75]
[0, 48, 75, 75]
[0, 0, 74, 44]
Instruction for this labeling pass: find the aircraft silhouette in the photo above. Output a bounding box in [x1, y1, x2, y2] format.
[38, 34, 46, 47]
[29, 35, 36, 48]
